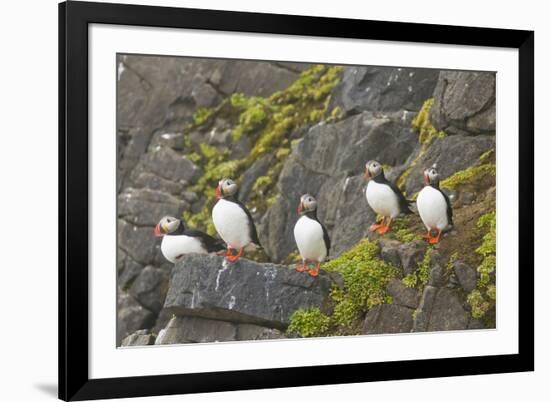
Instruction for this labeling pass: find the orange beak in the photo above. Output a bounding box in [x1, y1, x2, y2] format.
[364, 168, 370, 179]
[153, 224, 163, 237]
[297, 202, 303, 214]
[215, 184, 222, 199]
[424, 173, 430, 185]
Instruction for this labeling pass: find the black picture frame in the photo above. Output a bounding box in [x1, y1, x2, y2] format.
[59, 1, 534, 400]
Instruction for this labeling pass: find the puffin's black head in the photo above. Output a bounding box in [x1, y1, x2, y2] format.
[424, 164, 440, 186]
[154, 216, 181, 237]
[216, 178, 238, 199]
[365, 160, 383, 180]
[297, 194, 318, 215]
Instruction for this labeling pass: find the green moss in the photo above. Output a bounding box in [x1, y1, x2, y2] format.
[389, 216, 422, 242]
[193, 107, 215, 125]
[440, 164, 496, 190]
[402, 247, 432, 289]
[466, 211, 496, 319]
[324, 239, 398, 329]
[287, 308, 331, 338]
[479, 149, 495, 162]
[467, 289, 490, 319]
[397, 98, 447, 193]
[486, 284, 496, 300]
[476, 211, 496, 288]
[446, 251, 459, 272]
[252, 175, 272, 194]
[412, 98, 447, 146]
[230, 95, 270, 141]
[186, 152, 202, 163]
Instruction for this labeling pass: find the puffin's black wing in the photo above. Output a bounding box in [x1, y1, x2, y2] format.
[183, 229, 226, 252]
[387, 181, 413, 214]
[235, 200, 262, 247]
[321, 223, 331, 257]
[438, 188, 454, 226]
[309, 212, 331, 257]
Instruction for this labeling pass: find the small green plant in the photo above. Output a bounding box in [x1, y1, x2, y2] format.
[467, 289, 490, 319]
[479, 149, 495, 162]
[411, 98, 447, 146]
[324, 239, 398, 329]
[287, 308, 331, 337]
[466, 211, 496, 319]
[193, 107, 215, 125]
[440, 163, 496, 190]
[390, 216, 422, 242]
[402, 247, 432, 289]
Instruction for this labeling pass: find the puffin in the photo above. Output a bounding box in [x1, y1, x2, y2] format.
[364, 160, 412, 234]
[293, 194, 330, 277]
[416, 164, 453, 244]
[154, 216, 226, 263]
[212, 178, 262, 262]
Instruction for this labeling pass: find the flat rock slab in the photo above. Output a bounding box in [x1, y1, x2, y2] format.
[363, 304, 414, 335]
[164, 254, 333, 329]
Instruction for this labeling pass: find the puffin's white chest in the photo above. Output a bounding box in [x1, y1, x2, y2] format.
[161, 235, 206, 263]
[417, 186, 449, 231]
[293, 215, 327, 262]
[366, 180, 400, 218]
[212, 199, 252, 249]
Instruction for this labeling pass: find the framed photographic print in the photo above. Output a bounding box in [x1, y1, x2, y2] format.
[59, 1, 534, 400]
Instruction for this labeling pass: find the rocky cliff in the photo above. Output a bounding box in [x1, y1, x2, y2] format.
[117, 55, 496, 346]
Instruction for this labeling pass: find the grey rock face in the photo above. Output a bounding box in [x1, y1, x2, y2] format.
[378, 239, 427, 276]
[431, 71, 496, 136]
[427, 288, 470, 331]
[131, 148, 202, 185]
[363, 304, 414, 334]
[212, 61, 307, 98]
[133, 172, 186, 196]
[118, 219, 161, 265]
[403, 134, 495, 194]
[261, 111, 419, 262]
[330, 67, 439, 114]
[164, 254, 333, 328]
[386, 278, 419, 309]
[453, 261, 478, 292]
[238, 154, 275, 203]
[155, 316, 237, 344]
[121, 329, 156, 347]
[130, 266, 170, 314]
[118, 188, 188, 227]
[118, 257, 143, 290]
[412, 286, 470, 332]
[117, 290, 155, 345]
[412, 285, 438, 332]
[237, 324, 285, 341]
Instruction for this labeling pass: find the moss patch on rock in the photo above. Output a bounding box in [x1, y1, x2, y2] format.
[397, 98, 447, 193]
[440, 163, 496, 190]
[389, 216, 423, 243]
[322, 239, 398, 332]
[412, 98, 447, 146]
[466, 211, 496, 320]
[287, 307, 331, 338]
[402, 247, 433, 288]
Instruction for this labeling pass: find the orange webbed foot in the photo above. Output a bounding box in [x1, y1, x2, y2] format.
[226, 248, 243, 262]
[296, 261, 308, 272]
[307, 262, 321, 277]
[369, 223, 383, 232]
[428, 230, 442, 244]
[376, 218, 392, 235]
